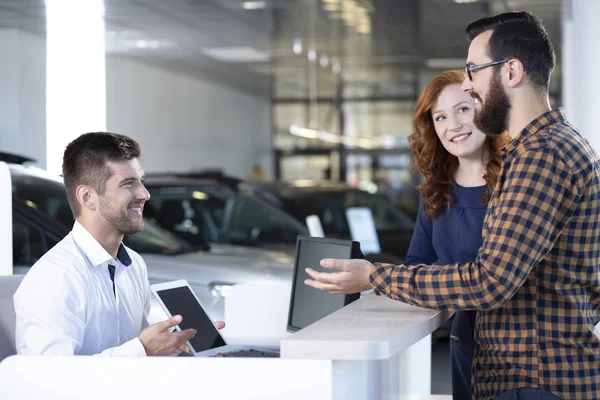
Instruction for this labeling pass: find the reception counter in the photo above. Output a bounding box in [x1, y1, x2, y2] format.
[0, 293, 452, 399]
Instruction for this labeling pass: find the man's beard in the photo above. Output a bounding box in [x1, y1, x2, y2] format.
[99, 196, 144, 235]
[473, 70, 511, 136]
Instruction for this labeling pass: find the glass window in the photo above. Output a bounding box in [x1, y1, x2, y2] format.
[12, 215, 45, 266]
[10, 167, 194, 256]
[124, 219, 193, 255]
[11, 168, 74, 228]
[224, 194, 308, 245]
[287, 189, 414, 236]
[145, 188, 230, 246]
[344, 190, 414, 231]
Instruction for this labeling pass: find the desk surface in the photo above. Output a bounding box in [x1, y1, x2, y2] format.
[281, 294, 452, 360]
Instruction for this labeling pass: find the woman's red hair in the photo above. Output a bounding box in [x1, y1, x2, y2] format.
[408, 70, 511, 218]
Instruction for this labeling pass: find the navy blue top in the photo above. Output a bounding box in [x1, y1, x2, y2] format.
[405, 183, 488, 267]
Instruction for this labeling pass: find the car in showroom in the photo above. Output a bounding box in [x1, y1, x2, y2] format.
[6, 157, 295, 329]
[237, 180, 415, 260]
[141, 174, 309, 251]
[143, 174, 413, 263]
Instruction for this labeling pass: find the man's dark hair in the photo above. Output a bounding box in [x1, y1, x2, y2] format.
[466, 11, 555, 92]
[62, 132, 141, 216]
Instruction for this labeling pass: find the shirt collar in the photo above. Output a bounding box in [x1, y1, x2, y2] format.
[501, 107, 568, 157]
[71, 221, 132, 268]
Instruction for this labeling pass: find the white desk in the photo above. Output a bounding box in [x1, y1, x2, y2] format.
[0, 294, 451, 399]
[281, 294, 452, 398]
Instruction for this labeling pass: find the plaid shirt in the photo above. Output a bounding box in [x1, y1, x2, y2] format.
[371, 108, 600, 399]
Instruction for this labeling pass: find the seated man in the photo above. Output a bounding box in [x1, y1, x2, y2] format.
[14, 131, 222, 356]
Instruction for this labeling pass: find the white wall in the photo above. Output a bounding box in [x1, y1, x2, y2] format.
[562, 0, 600, 152]
[106, 57, 272, 179]
[0, 29, 46, 168]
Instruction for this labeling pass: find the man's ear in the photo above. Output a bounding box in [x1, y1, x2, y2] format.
[75, 184, 98, 212]
[506, 59, 525, 88]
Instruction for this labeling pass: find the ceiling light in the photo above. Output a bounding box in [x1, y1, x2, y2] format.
[202, 46, 270, 62]
[242, 1, 266, 9]
[319, 55, 329, 68]
[307, 49, 317, 62]
[332, 61, 341, 74]
[293, 39, 302, 55]
[425, 58, 467, 68]
[454, 0, 479, 3]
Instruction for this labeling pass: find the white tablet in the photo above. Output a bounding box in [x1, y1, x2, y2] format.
[151, 280, 227, 356]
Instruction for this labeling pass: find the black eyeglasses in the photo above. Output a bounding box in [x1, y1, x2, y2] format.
[465, 59, 510, 81]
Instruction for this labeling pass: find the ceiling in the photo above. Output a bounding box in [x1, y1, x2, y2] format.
[0, 0, 563, 99]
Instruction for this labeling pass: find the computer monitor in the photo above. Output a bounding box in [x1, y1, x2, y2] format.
[287, 235, 363, 333]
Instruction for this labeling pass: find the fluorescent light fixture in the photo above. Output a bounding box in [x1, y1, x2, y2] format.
[290, 125, 377, 149]
[243, 1, 266, 9]
[46, 0, 106, 175]
[192, 191, 209, 200]
[202, 46, 270, 62]
[454, 0, 479, 3]
[319, 55, 329, 68]
[332, 61, 342, 74]
[290, 125, 319, 139]
[425, 58, 467, 68]
[293, 38, 302, 55]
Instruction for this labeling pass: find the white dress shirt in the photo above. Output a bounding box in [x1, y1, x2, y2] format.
[14, 221, 150, 356]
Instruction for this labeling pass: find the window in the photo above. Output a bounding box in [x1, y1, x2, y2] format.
[224, 194, 308, 245]
[145, 188, 229, 246]
[287, 189, 414, 236]
[12, 215, 45, 266]
[11, 170, 74, 228]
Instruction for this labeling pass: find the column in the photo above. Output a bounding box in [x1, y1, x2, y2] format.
[561, 0, 600, 152]
[46, 0, 106, 175]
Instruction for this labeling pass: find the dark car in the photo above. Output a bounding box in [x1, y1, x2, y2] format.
[142, 174, 309, 251]
[143, 174, 414, 262]
[6, 161, 296, 324]
[238, 180, 416, 261]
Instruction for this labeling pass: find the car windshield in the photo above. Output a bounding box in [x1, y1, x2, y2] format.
[283, 189, 415, 236]
[10, 166, 195, 255]
[145, 185, 308, 247]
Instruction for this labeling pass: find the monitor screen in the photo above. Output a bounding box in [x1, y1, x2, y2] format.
[288, 236, 359, 332]
[155, 286, 226, 352]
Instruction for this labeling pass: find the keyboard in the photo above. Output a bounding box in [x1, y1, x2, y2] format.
[221, 349, 280, 358]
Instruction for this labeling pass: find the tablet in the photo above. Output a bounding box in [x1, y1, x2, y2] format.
[151, 280, 226, 356]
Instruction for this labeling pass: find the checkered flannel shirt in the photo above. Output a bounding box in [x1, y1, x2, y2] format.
[371, 109, 600, 399]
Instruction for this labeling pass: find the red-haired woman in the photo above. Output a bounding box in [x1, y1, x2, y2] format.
[406, 70, 510, 398]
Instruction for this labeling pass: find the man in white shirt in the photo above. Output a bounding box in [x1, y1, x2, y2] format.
[14, 131, 223, 356]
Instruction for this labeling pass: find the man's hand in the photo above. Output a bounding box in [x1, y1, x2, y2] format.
[177, 321, 226, 355]
[139, 315, 197, 356]
[304, 258, 373, 294]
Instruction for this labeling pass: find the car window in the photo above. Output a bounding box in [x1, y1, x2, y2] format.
[13, 215, 45, 265]
[11, 170, 74, 229]
[11, 168, 194, 256]
[145, 188, 228, 245]
[345, 190, 414, 231]
[124, 219, 193, 255]
[224, 194, 308, 245]
[287, 190, 414, 235]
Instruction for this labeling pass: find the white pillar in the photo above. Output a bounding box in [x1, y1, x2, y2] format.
[561, 0, 600, 152]
[0, 162, 12, 276]
[0, 29, 46, 168]
[46, 0, 106, 175]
